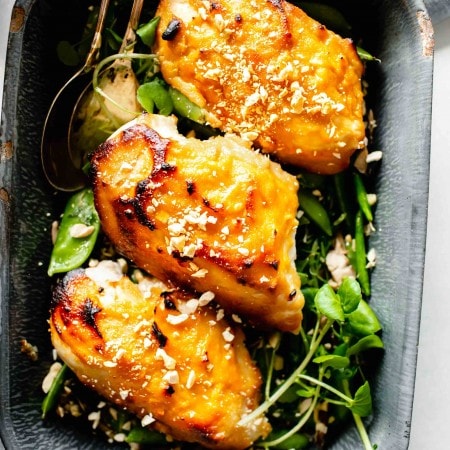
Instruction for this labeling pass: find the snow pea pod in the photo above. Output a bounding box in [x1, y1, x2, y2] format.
[48, 188, 100, 276]
[355, 210, 371, 296]
[168, 86, 205, 123]
[298, 190, 333, 236]
[41, 363, 70, 419]
[353, 172, 373, 222]
[126, 426, 168, 445]
[333, 171, 355, 231]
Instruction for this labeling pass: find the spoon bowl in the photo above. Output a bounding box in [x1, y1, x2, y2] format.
[68, 0, 144, 174]
[40, 0, 110, 192]
[40, 70, 91, 191]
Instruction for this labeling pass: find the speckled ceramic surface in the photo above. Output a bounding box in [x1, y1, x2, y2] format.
[0, 1, 433, 449]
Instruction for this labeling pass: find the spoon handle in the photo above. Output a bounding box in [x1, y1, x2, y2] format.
[83, 0, 111, 71]
[119, 0, 145, 54]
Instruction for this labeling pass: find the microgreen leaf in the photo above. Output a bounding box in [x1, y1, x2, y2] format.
[137, 16, 161, 47]
[357, 46, 381, 62]
[336, 366, 358, 381]
[136, 85, 154, 113]
[346, 300, 382, 336]
[137, 79, 173, 115]
[347, 335, 384, 356]
[263, 431, 310, 449]
[313, 354, 350, 369]
[333, 342, 348, 357]
[296, 387, 316, 398]
[314, 284, 344, 322]
[347, 381, 372, 417]
[338, 277, 361, 314]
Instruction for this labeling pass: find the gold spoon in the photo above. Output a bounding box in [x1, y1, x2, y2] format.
[68, 0, 144, 173]
[40, 0, 110, 192]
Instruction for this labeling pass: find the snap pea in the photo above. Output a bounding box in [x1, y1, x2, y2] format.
[298, 190, 333, 236]
[48, 188, 100, 276]
[168, 87, 205, 124]
[126, 425, 168, 445]
[41, 363, 70, 419]
[354, 210, 371, 296]
[353, 171, 373, 222]
[333, 171, 355, 232]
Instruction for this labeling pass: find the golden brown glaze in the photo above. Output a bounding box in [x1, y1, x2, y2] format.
[154, 0, 366, 174]
[90, 114, 303, 333]
[50, 265, 270, 449]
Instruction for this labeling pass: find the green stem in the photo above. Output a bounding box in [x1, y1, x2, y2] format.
[265, 345, 277, 400]
[238, 319, 334, 427]
[298, 374, 353, 404]
[300, 327, 310, 353]
[342, 379, 374, 450]
[260, 368, 324, 448]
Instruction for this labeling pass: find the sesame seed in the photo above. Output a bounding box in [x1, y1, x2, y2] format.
[186, 370, 196, 389]
[367, 193, 377, 206]
[191, 268, 208, 278]
[163, 370, 180, 385]
[366, 150, 383, 163]
[143, 336, 152, 349]
[155, 348, 176, 370]
[88, 411, 101, 429]
[199, 291, 215, 306]
[119, 389, 129, 400]
[222, 328, 235, 342]
[103, 361, 117, 368]
[141, 414, 155, 427]
[179, 299, 199, 315]
[166, 313, 189, 325]
[216, 309, 225, 321]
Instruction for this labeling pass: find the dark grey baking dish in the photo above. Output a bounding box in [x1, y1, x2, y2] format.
[0, 0, 433, 448]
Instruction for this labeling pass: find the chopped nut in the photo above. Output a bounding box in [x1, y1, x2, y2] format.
[20, 338, 38, 361]
[42, 361, 63, 393]
[69, 223, 95, 238]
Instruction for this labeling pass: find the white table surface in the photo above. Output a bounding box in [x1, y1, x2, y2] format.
[1, 2, 449, 449]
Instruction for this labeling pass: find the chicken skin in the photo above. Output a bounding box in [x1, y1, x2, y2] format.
[50, 262, 270, 449]
[154, 0, 366, 174]
[90, 114, 303, 333]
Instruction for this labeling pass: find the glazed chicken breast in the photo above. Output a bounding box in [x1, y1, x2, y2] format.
[90, 113, 303, 333]
[50, 262, 270, 449]
[154, 0, 366, 174]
